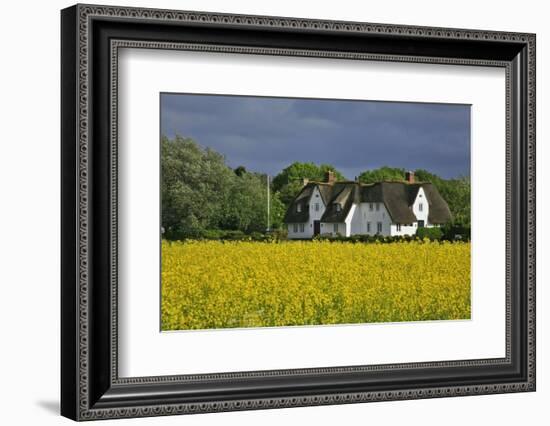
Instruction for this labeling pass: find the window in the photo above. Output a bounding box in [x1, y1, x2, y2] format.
[396, 224, 401, 232]
[293, 224, 298, 232]
[334, 223, 339, 233]
[299, 223, 305, 232]
[369, 203, 374, 211]
[376, 203, 380, 211]
[419, 203, 423, 212]
[377, 222, 382, 233]
[296, 204, 302, 213]
[367, 222, 371, 233]
[335, 203, 341, 212]
[315, 203, 319, 212]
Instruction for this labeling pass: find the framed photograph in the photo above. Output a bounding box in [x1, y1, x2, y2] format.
[61, 4, 536, 421]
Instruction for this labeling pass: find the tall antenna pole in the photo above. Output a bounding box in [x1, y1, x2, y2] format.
[266, 174, 271, 232]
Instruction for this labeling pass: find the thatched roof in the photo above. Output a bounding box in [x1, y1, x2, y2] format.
[283, 180, 452, 225]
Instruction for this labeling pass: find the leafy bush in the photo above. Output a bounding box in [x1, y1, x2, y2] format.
[441, 222, 471, 241]
[191, 229, 289, 242]
[199, 229, 225, 239]
[219, 230, 247, 240]
[313, 233, 429, 244]
[269, 228, 288, 241]
[416, 227, 443, 241]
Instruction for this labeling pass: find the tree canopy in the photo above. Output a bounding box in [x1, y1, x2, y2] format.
[161, 135, 284, 240]
[358, 166, 407, 183]
[271, 162, 346, 206]
[271, 162, 346, 191]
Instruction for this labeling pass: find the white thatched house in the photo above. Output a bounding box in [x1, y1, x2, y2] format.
[283, 171, 451, 239]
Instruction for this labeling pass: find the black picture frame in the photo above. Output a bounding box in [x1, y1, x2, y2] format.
[61, 4, 536, 421]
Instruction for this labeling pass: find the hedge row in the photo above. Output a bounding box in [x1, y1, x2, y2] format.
[196, 229, 288, 242]
[313, 234, 437, 244]
[180, 226, 470, 243]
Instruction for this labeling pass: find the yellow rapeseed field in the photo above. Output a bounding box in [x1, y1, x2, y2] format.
[161, 240, 470, 330]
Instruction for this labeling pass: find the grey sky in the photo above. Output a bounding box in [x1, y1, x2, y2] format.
[160, 93, 470, 179]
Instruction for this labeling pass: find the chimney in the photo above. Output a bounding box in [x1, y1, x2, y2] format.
[324, 170, 336, 184]
[405, 171, 415, 183]
[302, 177, 309, 186]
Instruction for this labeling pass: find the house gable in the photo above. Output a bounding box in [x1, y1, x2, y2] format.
[420, 183, 453, 224]
[411, 186, 429, 224]
[283, 184, 314, 224]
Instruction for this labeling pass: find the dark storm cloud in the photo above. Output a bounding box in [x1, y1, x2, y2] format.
[160, 93, 470, 179]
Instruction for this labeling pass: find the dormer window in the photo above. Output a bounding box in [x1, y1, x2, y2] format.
[296, 204, 302, 213]
[335, 203, 342, 212]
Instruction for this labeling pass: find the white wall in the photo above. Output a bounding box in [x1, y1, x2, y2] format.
[343, 204, 355, 236]
[350, 202, 364, 235]
[306, 186, 327, 237]
[320, 221, 347, 236]
[0, 1, 548, 426]
[309, 186, 326, 222]
[287, 223, 306, 238]
[349, 202, 394, 236]
[390, 223, 418, 236]
[412, 187, 430, 225]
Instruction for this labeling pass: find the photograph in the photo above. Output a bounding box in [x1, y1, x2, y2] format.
[160, 93, 472, 331]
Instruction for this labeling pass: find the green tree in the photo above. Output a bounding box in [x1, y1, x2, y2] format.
[234, 165, 247, 177]
[221, 171, 284, 233]
[278, 179, 307, 207]
[271, 162, 345, 192]
[358, 166, 406, 183]
[161, 135, 235, 239]
[161, 135, 287, 239]
[271, 162, 345, 208]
